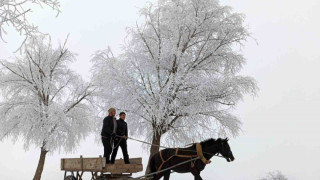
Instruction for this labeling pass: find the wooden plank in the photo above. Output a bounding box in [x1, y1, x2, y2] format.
[102, 164, 143, 173]
[61, 159, 64, 170]
[99, 155, 105, 169]
[61, 157, 106, 171]
[61, 157, 142, 173]
[80, 155, 83, 170]
[114, 158, 142, 164]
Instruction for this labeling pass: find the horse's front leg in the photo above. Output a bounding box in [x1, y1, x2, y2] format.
[153, 172, 165, 180]
[163, 171, 171, 180]
[193, 174, 203, 180]
[191, 169, 203, 180]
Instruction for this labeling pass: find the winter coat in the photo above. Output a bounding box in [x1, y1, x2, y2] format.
[116, 118, 128, 137]
[101, 116, 116, 137]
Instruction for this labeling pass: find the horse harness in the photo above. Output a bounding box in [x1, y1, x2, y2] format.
[157, 143, 210, 171]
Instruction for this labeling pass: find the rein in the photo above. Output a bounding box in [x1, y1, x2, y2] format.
[103, 135, 225, 178]
[114, 135, 224, 158]
[103, 135, 224, 159]
[114, 135, 225, 171]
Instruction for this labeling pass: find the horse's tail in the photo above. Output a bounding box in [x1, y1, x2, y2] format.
[148, 154, 157, 179]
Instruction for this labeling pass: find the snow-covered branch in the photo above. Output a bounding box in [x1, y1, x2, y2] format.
[0, 0, 61, 50]
[0, 35, 94, 153]
[92, 0, 257, 148]
[260, 171, 288, 180]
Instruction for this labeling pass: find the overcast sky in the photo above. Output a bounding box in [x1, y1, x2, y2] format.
[0, 0, 319, 179]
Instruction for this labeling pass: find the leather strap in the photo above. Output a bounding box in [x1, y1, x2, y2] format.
[196, 143, 209, 164]
[156, 143, 209, 171]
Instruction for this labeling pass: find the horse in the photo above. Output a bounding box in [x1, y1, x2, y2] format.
[148, 138, 235, 180]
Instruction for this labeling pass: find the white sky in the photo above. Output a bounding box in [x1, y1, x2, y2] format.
[0, 0, 319, 179]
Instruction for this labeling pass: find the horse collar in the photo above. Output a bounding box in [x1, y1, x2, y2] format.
[196, 143, 209, 164]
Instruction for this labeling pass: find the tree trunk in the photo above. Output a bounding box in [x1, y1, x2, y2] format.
[33, 148, 48, 180]
[145, 132, 162, 175]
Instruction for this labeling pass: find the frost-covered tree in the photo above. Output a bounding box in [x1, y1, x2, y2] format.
[92, 0, 257, 172]
[260, 171, 288, 180]
[0, 0, 60, 50]
[0, 36, 95, 180]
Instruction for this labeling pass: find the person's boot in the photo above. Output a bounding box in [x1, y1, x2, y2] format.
[105, 155, 111, 164]
[110, 153, 116, 164]
[124, 155, 130, 164]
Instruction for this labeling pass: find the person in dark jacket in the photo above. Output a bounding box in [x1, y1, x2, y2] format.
[110, 112, 130, 164]
[101, 107, 117, 164]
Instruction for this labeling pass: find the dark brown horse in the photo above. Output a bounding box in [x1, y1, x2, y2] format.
[148, 138, 235, 180]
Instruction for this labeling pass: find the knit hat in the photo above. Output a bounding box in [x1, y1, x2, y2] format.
[108, 107, 116, 113]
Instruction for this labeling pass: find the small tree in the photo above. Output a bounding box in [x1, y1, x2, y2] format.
[260, 171, 288, 180]
[92, 0, 257, 172]
[0, 36, 95, 180]
[0, 0, 60, 50]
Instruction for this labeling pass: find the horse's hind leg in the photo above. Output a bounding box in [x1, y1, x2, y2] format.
[163, 171, 171, 180]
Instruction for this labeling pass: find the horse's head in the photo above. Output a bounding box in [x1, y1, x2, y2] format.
[217, 138, 235, 162]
